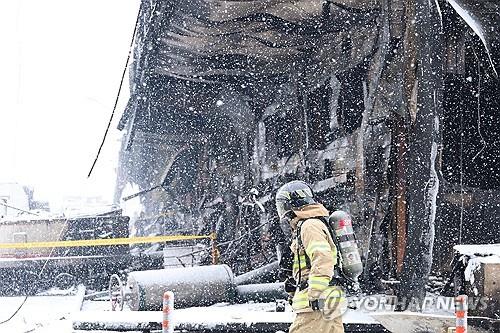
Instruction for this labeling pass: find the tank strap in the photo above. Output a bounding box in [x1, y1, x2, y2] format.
[296, 216, 334, 271]
[296, 215, 359, 289]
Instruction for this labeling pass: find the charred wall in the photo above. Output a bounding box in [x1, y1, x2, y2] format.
[114, 0, 500, 294]
[435, 19, 500, 269]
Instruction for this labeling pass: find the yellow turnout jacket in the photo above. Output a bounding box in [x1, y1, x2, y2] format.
[290, 203, 345, 313]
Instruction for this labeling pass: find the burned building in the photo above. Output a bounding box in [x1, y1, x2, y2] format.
[113, 0, 500, 302]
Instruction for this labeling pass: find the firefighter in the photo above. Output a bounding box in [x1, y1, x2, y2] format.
[276, 180, 346, 333]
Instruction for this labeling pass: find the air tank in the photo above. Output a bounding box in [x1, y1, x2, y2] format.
[329, 210, 363, 282]
[125, 264, 236, 310]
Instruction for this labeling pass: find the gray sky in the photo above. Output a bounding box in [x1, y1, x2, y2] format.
[0, 0, 139, 208]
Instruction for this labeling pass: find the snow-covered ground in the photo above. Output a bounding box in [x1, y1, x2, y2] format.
[1, 287, 380, 333]
[0, 290, 459, 333]
[0, 292, 81, 332]
[1, 284, 489, 333]
[0, 285, 109, 332]
[75, 301, 381, 329]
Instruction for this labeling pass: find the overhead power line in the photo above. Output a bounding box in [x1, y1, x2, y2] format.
[87, 5, 142, 178]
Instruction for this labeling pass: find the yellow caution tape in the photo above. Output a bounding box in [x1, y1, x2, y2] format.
[0, 234, 215, 249]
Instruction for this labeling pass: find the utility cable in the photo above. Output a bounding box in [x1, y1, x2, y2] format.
[2, 13, 143, 308]
[0, 221, 67, 325]
[0, 296, 28, 325]
[0, 8, 143, 324]
[471, 48, 486, 162]
[87, 5, 141, 178]
[0, 201, 39, 216]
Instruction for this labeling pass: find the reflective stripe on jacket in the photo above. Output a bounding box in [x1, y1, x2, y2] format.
[289, 204, 344, 312]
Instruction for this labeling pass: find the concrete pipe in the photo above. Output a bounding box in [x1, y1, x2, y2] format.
[125, 264, 236, 311]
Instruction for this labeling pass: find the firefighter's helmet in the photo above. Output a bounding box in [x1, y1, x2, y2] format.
[275, 180, 316, 218]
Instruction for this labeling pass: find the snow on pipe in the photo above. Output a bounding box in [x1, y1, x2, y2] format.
[162, 291, 174, 333]
[455, 295, 468, 333]
[126, 264, 236, 311]
[124, 264, 288, 311]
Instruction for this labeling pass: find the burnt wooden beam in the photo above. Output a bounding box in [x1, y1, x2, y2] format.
[397, 0, 444, 308]
[393, 113, 408, 274]
[355, 0, 390, 260]
[358, 0, 394, 290]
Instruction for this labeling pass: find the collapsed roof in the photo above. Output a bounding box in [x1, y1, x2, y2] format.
[114, 0, 500, 306]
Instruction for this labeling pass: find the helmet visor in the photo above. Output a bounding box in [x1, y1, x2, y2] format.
[276, 200, 290, 219]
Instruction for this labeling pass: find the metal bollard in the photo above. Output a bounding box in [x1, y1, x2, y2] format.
[455, 295, 468, 333]
[162, 291, 174, 333]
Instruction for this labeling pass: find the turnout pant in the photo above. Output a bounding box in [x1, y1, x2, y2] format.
[289, 311, 344, 333]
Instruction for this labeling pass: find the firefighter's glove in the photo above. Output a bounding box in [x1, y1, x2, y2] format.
[284, 277, 296, 306]
[278, 267, 292, 281]
[310, 299, 324, 311]
[284, 277, 296, 294]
